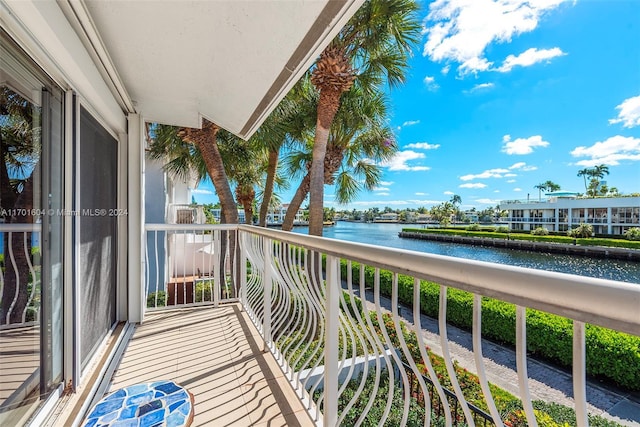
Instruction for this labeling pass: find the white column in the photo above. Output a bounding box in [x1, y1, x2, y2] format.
[607, 207, 612, 234]
[127, 114, 145, 323]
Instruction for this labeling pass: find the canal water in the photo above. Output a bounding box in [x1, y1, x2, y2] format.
[293, 221, 640, 284]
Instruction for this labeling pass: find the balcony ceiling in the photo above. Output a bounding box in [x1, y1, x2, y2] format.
[76, 0, 360, 139]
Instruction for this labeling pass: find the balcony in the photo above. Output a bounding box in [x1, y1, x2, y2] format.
[83, 224, 640, 426]
[168, 204, 207, 225]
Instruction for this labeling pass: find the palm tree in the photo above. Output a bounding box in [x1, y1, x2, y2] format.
[543, 180, 560, 192]
[148, 121, 239, 224]
[593, 164, 610, 180]
[215, 130, 263, 224]
[450, 194, 462, 206]
[586, 164, 610, 197]
[254, 87, 313, 226]
[149, 121, 257, 295]
[577, 168, 591, 194]
[281, 82, 396, 231]
[306, 0, 420, 236]
[175, 121, 239, 224]
[534, 183, 547, 201]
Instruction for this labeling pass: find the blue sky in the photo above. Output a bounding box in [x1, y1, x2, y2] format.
[194, 0, 640, 211]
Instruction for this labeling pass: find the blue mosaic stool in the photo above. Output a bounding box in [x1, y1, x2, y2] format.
[82, 380, 194, 427]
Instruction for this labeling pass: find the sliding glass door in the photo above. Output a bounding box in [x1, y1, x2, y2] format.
[0, 30, 64, 424]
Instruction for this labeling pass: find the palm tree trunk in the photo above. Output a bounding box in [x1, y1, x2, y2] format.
[186, 121, 239, 296]
[192, 126, 238, 225]
[259, 148, 279, 227]
[308, 89, 343, 236]
[282, 174, 310, 231]
[242, 202, 253, 225]
[282, 142, 344, 231]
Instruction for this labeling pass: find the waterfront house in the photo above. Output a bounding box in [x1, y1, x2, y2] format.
[1, 1, 638, 427]
[499, 193, 640, 235]
[374, 212, 399, 222]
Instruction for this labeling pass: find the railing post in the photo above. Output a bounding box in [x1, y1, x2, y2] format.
[239, 231, 247, 310]
[324, 255, 339, 427]
[573, 321, 588, 426]
[263, 236, 272, 352]
[213, 230, 221, 308]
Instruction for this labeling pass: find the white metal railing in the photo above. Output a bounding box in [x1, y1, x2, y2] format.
[144, 224, 238, 311]
[167, 204, 206, 224]
[142, 223, 639, 426]
[0, 223, 41, 329]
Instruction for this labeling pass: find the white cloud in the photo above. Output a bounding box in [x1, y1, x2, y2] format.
[502, 134, 549, 155]
[374, 186, 391, 192]
[423, 0, 569, 75]
[507, 179, 516, 183]
[493, 190, 500, 193]
[441, 64, 451, 75]
[609, 95, 640, 128]
[377, 192, 390, 196]
[192, 188, 213, 194]
[570, 135, 640, 166]
[504, 173, 518, 177]
[415, 192, 427, 196]
[443, 191, 454, 195]
[509, 162, 538, 172]
[380, 150, 431, 171]
[405, 142, 441, 150]
[460, 168, 509, 181]
[467, 82, 495, 93]
[460, 183, 487, 189]
[379, 181, 394, 186]
[402, 120, 421, 127]
[497, 47, 566, 72]
[513, 187, 522, 192]
[424, 75, 440, 91]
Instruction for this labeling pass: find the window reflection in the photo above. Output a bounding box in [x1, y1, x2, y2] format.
[1, 33, 64, 424]
[0, 83, 42, 424]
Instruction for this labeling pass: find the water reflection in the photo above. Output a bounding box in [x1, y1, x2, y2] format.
[293, 222, 640, 284]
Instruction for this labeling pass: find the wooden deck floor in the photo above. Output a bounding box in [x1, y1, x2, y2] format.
[108, 304, 314, 427]
[0, 324, 40, 425]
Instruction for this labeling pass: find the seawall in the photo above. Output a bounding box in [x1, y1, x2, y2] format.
[398, 232, 640, 262]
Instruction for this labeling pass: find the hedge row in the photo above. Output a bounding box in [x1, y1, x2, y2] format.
[340, 260, 640, 391]
[403, 228, 640, 250]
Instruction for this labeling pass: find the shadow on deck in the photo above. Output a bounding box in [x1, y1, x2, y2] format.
[108, 305, 314, 427]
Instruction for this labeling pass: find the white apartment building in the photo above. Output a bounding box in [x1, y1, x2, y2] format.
[499, 193, 640, 235]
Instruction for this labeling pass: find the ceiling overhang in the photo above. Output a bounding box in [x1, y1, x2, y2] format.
[61, 0, 363, 139]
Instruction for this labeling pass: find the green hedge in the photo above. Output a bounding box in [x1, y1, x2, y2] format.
[341, 260, 640, 391]
[576, 238, 640, 249]
[403, 228, 640, 249]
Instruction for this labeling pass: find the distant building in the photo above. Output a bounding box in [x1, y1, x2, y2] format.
[209, 204, 306, 225]
[463, 210, 479, 223]
[374, 212, 399, 222]
[499, 193, 640, 235]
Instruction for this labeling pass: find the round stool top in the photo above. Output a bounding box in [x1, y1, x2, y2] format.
[82, 380, 194, 427]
